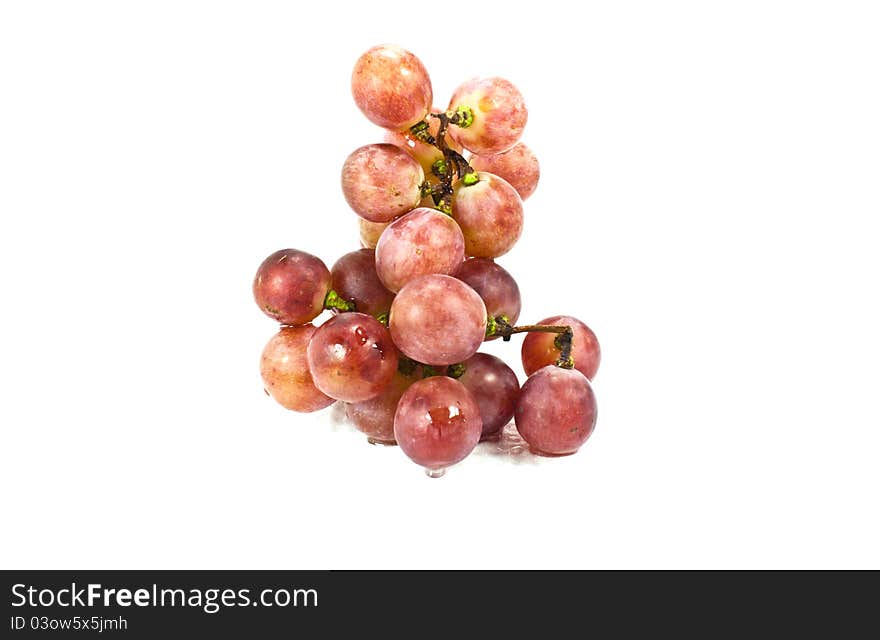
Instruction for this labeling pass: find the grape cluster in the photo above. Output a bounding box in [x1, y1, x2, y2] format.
[253, 45, 600, 477]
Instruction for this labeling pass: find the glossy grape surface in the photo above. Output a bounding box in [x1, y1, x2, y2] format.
[470, 143, 540, 201]
[330, 249, 394, 318]
[306, 312, 398, 403]
[389, 274, 487, 366]
[521, 315, 601, 380]
[359, 218, 389, 249]
[448, 77, 527, 155]
[253, 249, 331, 325]
[341, 143, 424, 223]
[452, 172, 523, 258]
[457, 353, 520, 439]
[394, 376, 482, 471]
[454, 258, 521, 330]
[351, 45, 432, 130]
[345, 368, 417, 445]
[515, 366, 597, 456]
[374, 207, 465, 293]
[260, 325, 335, 413]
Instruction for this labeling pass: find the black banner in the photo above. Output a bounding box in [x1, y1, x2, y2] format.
[1, 570, 874, 636]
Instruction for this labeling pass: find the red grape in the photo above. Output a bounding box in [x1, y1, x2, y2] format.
[260, 325, 335, 413]
[515, 366, 597, 456]
[330, 249, 394, 318]
[253, 249, 331, 325]
[452, 172, 523, 258]
[456, 353, 520, 440]
[521, 315, 601, 380]
[306, 312, 398, 403]
[454, 258, 521, 331]
[389, 274, 487, 365]
[470, 142, 540, 201]
[341, 143, 424, 223]
[359, 218, 389, 249]
[394, 376, 482, 474]
[448, 77, 527, 155]
[351, 45, 432, 131]
[345, 367, 417, 445]
[374, 207, 465, 293]
[384, 108, 464, 175]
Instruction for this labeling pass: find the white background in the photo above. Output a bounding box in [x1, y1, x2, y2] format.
[2, 1, 878, 569]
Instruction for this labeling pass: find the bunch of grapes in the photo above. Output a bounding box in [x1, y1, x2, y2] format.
[253, 45, 600, 477]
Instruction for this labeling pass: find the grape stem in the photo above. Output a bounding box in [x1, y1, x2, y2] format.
[490, 316, 575, 370]
[410, 110, 477, 214]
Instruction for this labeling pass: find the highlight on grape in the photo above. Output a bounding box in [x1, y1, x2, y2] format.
[253, 44, 601, 477]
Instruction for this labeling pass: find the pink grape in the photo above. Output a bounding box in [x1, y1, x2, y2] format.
[351, 45, 432, 131]
[469, 143, 540, 201]
[447, 77, 527, 155]
[394, 376, 482, 473]
[345, 367, 417, 445]
[260, 325, 335, 413]
[359, 218, 389, 249]
[330, 249, 395, 318]
[456, 353, 520, 439]
[253, 249, 331, 325]
[515, 366, 597, 456]
[374, 207, 465, 293]
[389, 274, 487, 365]
[521, 315, 601, 380]
[454, 258, 521, 331]
[384, 108, 464, 175]
[306, 312, 398, 403]
[452, 172, 523, 258]
[341, 143, 424, 223]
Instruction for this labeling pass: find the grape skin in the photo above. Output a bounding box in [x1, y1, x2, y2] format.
[341, 144, 424, 223]
[345, 367, 417, 445]
[253, 249, 331, 325]
[457, 353, 520, 439]
[521, 315, 601, 380]
[515, 365, 597, 456]
[306, 312, 398, 403]
[452, 172, 524, 258]
[394, 376, 483, 471]
[351, 45, 433, 131]
[389, 274, 487, 366]
[470, 143, 540, 201]
[330, 249, 394, 318]
[454, 258, 522, 331]
[260, 325, 335, 413]
[448, 77, 527, 155]
[359, 218, 389, 250]
[374, 207, 465, 293]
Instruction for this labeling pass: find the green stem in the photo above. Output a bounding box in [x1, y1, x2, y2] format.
[488, 316, 575, 370]
[323, 289, 356, 312]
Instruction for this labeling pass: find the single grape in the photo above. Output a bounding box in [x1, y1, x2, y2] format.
[394, 376, 482, 474]
[351, 45, 432, 131]
[306, 312, 398, 403]
[452, 172, 523, 258]
[447, 77, 527, 155]
[341, 143, 424, 223]
[261, 325, 335, 413]
[515, 365, 597, 456]
[384, 107, 464, 175]
[374, 207, 465, 293]
[345, 366, 417, 445]
[359, 218, 390, 250]
[454, 258, 521, 333]
[456, 353, 520, 440]
[330, 249, 394, 318]
[253, 249, 331, 325]
[389, 274, 486, 365]
[470, 142, 540, 201]
[521, 315, 601, 380]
